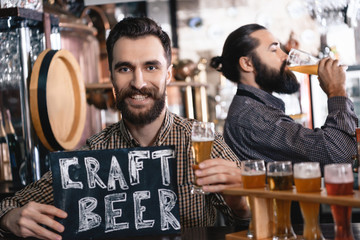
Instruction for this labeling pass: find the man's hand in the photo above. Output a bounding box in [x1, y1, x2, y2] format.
[0, 202, 67, 240]
[194, 158, 242, 192]
[194, 158, 250, 217]
[317, 57, 347, 98]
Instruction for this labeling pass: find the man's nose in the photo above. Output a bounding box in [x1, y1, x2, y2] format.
[131, 68, 147, 89]
[281, 50, 288, 63]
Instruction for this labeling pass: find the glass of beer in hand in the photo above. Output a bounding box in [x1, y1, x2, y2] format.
[241, 160, 266, 238]
[191, 121, 215, 195]
[324, 163, 354, 240]
[267, 161, 296, 240]
[294, 162, 324, 240]
[287, 48, 320, 75]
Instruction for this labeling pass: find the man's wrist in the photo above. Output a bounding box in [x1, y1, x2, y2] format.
[327, 89, 347, 98]
[0, 210, 13, 233]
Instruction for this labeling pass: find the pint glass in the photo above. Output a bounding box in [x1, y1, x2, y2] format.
[324, 164, 354, 240]
[287, 48, 319, 75]
[191, 121, 215, 195]
[241, 160, 266, 238]
[267, 161, 296, 240]
[294, 162, 324, 240]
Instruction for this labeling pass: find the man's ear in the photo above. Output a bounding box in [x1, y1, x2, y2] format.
[110, 75, 116, 99]
[239, 56, 254, 72]
[166, 64, 173, 85]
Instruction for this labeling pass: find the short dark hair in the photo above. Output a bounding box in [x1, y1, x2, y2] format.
[106, 17, 172, 75]
[210, 24, 266, 83]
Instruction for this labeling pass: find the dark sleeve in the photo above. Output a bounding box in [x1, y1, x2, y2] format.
[227, 96, 357, 169]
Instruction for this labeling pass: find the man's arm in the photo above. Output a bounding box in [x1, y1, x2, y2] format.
[194, 133, 251, 219]
[0, 171, 67, 239]
[0, 202, 67, 240]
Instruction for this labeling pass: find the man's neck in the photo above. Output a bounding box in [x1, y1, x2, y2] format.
[124, 109, 166, 147]
[240, 72, 260, 89]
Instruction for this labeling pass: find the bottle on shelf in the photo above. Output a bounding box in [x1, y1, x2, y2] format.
[0, 112, 12, 181]
[4, 109, 22, 187]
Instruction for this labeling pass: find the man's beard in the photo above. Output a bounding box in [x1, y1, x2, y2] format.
[115, 85, 166, 125]
[252, 53, 300, 94]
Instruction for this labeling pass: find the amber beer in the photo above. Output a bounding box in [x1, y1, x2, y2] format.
[294, 162, 324, 240]
[287, 48, 319, 75]
[288, 65, 318, 75]
[191, 121, 215, 195]
[241, 160, 266, 239]
[241, 160, 266, 189]
[192, 139, 213, 166]
[267, 161, 296, 240]
[242, 173, 266, 189]
[324, 164, 354, 240]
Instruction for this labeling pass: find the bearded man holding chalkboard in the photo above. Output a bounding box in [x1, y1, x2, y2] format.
[0, 17, 250, 240]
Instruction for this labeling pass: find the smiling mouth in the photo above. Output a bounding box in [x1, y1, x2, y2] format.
[131, 94, 148, 101]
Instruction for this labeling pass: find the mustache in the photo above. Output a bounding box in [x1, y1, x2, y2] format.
[115, 86, 160, 101]
[280, 60, 287, 74]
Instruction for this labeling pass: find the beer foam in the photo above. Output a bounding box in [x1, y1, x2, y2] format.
[242, 171, 265, 176]
[293, 163, 321, 179]
[192, 136, 214, 141]
[324, 164, 354, 183]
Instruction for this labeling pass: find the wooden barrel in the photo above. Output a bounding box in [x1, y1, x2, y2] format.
[30, 49, 86, 151]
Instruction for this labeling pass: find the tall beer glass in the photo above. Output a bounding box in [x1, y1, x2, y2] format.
[324, 164, 354, 240]
[191, 121, 215, 195]
[267, 161, 296, 240]
[287, 48, 320, 75]
[241, 160, 266, 238]
[294, 162, 324, 240]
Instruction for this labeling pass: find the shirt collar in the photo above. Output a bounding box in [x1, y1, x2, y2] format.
[119, 109, 173, 147]
[237, 83, 285, 111]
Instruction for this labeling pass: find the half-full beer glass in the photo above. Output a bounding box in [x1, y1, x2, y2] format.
[267, 161, 296, 240]
[241, 160, 266, 238]
[324, 163, 354, 240]
[287, 48, 319, 75]
[191, 121, 215, 195]
[294, 162, 324, 240]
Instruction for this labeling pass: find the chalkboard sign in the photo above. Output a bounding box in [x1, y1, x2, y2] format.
[50, 146, 180, 240]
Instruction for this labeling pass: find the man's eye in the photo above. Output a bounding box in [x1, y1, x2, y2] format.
[147, 66, 156, 71]
[119, 67, 130, 72]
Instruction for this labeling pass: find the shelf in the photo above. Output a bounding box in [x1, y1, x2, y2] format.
[223, 186, 360, 207]
[0, 7, 59, 25]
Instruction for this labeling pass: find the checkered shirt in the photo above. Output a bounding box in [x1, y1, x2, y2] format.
[0, 110, 242, 230]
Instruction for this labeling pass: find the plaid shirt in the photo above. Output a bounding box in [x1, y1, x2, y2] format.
[0, 110, 242, 230]
[224, 84, 358, 169]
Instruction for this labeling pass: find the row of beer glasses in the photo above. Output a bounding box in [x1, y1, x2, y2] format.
[241, 160, 355, 240]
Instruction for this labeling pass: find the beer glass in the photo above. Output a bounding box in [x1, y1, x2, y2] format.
[267, 161, 296, 240]
[287, 48, 319, 75]
[241, 160, 266, 238]
[294, 162, 324, 240]
[191, 121, 215, 195]
[324, 163, 354, 240]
